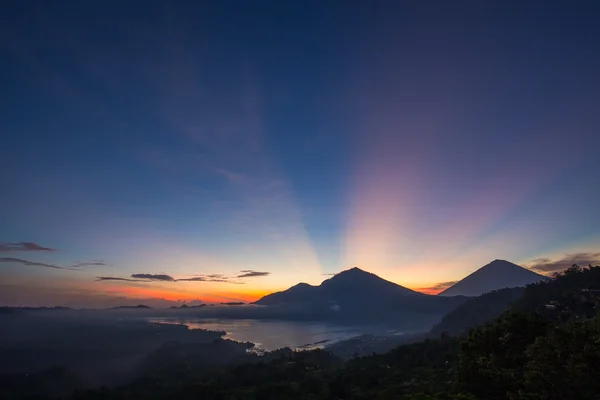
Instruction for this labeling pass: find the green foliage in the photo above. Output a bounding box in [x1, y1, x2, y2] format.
[512, 264, 600, 318]
[516, 316, 600, 400]
[430, 287, 524, 337]
[25, 265, 600, 399]
[455, 264, 600, 400]
[457, 312, 550, 399]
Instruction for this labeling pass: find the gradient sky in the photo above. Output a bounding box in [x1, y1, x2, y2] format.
[1, 1, 600, 307]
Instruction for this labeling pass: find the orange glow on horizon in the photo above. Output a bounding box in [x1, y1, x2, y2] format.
[414, 287, 445, 295]
[101, 283, 269, 304]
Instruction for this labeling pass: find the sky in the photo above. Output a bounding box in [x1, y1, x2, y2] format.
[1, 1, 600, 307]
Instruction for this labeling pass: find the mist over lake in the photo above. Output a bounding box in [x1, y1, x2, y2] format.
[147, 317, 402, 350]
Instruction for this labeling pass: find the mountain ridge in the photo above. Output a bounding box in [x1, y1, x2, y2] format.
[254, 267, 465, 325]
[255, 267, 422, 306]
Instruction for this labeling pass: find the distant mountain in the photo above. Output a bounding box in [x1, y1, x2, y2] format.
[221, 302, 245, 306]
[438, 259, 546, 297]
[257, 282, 317, 305]
[256, 267, 422, 306]
[255, 267, 467, 325]
[110, 304, 152, 309]
[168, 304, 206, 309]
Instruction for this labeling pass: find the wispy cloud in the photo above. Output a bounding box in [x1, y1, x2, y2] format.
[416, 281, 458, 294]
[175, 277, 210, 282]
[527, 252, 600, 273]
[237, 270, 270, 278]
[176, 276, 244, 284]
[72, 262, 105, 268]
[96, 276, 142, 282]
[96, 270, 269, 284]
[176, 272, 246, 283]
[0, 257, 105, 270]
[0, 257, 70, 270]
[131, 274, 175, 282]
[0, 242, 56, 252]
[205, 274, 228, 279]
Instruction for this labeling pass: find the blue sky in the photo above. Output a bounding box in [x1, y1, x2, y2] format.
[1, 1, 599, 307]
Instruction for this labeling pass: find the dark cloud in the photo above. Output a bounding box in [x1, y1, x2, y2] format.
[527, 252, 600, 273]
[175, 277, 208, 282]
[176, 276, 244, 284]
[72, 262, 105, 267]
[0, 242, 56, 252]
[178, 270, 270, 281]
[237, 270, 270, 278]
[96, 276, 142, 282]
[0, 257, 105, 270]
[131, 274, 175, 282]
[0, 257, 71, 270]
[95, 270, 267, 284]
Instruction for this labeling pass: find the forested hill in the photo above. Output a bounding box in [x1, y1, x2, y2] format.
[431, 263, 600, 337]
[4, 265, 599, 399]
[429, 286, 525, 337]
[58, 264, 600, 400]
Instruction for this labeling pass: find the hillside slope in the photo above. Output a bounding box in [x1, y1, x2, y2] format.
[429, 287, 524, 336]
[67, 265, 600, 400]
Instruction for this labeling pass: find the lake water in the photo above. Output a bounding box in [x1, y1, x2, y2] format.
[148, 318, 388, 350]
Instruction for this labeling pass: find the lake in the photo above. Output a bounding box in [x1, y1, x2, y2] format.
[148, 318, 397, 350]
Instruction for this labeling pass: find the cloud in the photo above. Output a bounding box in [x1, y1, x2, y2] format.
[176, 276, 244, 284]
[175, 277, 209, 282]
[72, 262, 106, 267]
[237, 270, 270, 278]
[94, 270, 268, 284]
[0, 257, 104, 270]
[527, 252, 600, 273]
[131, 274, 175, 282]
[178, 270, 270, 281]
[430, 281, 459, 291]
[96, 277, 142, 282]
[0, 242, 56, 252]
[0, 257, 71, 270]
[416, 281, 458, 294]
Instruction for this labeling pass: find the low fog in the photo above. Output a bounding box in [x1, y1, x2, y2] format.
[0, 304, 434, 397]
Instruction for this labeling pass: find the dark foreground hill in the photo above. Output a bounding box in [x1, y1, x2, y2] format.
[255, 267, 468, 325]
[57, 264, 600, 400]
[438, 259, 546, 297]
[430, 286, 525, 336]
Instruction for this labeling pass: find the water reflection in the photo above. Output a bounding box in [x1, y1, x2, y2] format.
[148, 318, 372, 350]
